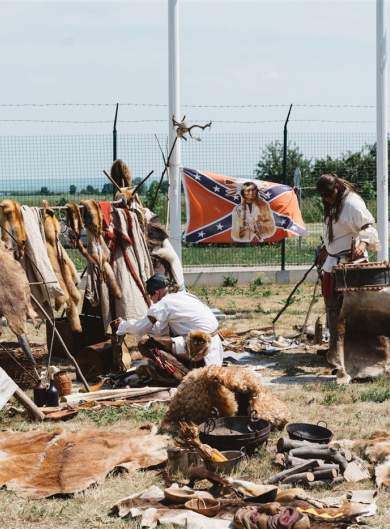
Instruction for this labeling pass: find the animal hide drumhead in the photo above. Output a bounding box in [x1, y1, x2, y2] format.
[342, 289, 390, 379]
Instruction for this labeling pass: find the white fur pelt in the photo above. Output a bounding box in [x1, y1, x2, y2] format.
[152, 238, 185, 290]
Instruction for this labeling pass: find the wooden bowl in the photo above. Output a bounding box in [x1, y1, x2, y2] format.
[184, 497, 220, 517]
[164, 486, 198, 504]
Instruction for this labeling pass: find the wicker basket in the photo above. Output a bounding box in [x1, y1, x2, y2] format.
[0, 342, 46, 390]
[54, 371, 72, 396]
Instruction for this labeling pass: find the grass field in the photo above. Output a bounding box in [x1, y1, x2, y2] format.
[0, 283, 389, 528]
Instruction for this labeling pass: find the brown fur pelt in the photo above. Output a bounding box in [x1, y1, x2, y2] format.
[161, 366, 289, 432]
[0, 425, 168, 498]
[41, 202, 82, 332]
[332, 431, 390, 488]
[65, 202, 90, 262]
[0, 199, 27, 258]
[111, 159, 132, 188]
[186, 330, 211, 361]
[0, 241, 37, 336]
[80, 199, 122, 299]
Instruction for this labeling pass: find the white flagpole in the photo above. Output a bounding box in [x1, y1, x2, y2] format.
[376, 0, 388, 260]
[168, 0, 182, 259]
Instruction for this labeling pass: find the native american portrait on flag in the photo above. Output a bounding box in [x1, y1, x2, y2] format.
[182, 168, 306, 244]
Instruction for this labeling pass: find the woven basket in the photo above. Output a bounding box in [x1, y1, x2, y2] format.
[54, 371, 72, 396]
[0, 342, 46, 390]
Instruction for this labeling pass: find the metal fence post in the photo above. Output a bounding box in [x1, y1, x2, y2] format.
[280, 104, 293, 271]
[113, 103, 119, 163]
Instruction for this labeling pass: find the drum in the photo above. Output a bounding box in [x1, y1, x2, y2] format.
[334, 261, 390, 292]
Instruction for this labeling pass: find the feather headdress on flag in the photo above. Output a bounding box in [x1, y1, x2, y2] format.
[223, 178, 270, 202]
[182, 168, 306, 244]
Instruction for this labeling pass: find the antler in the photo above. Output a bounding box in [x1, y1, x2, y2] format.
[172, 115, 212, 141]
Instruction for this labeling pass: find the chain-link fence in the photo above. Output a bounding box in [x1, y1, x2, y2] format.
[0, 131, 381, 268]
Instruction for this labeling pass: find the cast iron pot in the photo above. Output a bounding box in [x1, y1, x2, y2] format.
[286, 421, 333, 444]
[199, 411, 271, 452]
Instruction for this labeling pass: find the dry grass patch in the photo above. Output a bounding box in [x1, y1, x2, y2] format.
[0, 283, 389, 527]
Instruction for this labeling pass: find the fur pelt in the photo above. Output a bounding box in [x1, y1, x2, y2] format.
[0, 199, 27, 258]
[66, 202, 83, 240]
[161, 366, 289, 432]
[111, 159, 132, 188]
[65, 202, 91, 262]
[186, 330, 211, 361]
[147, 222, 185, 289]
[332, 431, 390, 488]
[41, 202, 82, 332]
[0, 425, 168, 498]
[0, 241, 37, 336]
[80, 199, 122, 299]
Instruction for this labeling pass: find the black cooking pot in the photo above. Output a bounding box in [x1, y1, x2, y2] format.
[286, 421, 333, 444]
[199, 411, 271, 452]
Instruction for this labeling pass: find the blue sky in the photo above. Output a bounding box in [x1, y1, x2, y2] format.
[0, 0, 380, 135]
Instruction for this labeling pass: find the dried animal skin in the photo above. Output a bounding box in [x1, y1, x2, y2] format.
[334, 431, 390, 488]
[0, 426, 168, 498]
[41, 203, 81, 332]
[0, 241, 37, 335]
[0, 199, 27, 256]
[81, 199, 122, 299]
[111, 159, 132, 188]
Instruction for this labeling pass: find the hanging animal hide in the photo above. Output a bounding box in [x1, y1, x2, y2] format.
[161, 366, 289, 432]
[336, 289, 390, 383]
[0, 425, 169, 498]
[111, 159, 132, 188]
[41, 202, 82, 332]
[0, 199, 27, 258]
[65, 202, 87, 258]
[80, 199, 122, 300]
[0, 241, 37, 336]
[147, 221, 185, 289]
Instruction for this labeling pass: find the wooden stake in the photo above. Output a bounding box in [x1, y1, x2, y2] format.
[14, 387, 44, 421]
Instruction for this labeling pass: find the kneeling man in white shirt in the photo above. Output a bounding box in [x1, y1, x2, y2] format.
[116, 273, 223, 384]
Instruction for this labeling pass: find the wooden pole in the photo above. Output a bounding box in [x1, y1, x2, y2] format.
[14, 387, 45, 421]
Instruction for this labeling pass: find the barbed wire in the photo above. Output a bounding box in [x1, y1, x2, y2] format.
[0, 102, 378, 109]
[0, 118, 380, 124]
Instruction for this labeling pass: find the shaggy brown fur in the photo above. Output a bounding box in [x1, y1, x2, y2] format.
[161, 366, 289, 432]
[333, 431, 390, 488]
[0, 241, 37, 336]
[111, 159, 132, 188]
[80, 200, 122, 299]
[0, 425, 168, 498]
[41, 203, 82, 332]
[186, 330, 211, 360]
[0, 199, 27, 257]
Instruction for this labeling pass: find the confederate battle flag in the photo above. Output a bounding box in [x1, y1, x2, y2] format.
[183, 168, 306, 244]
